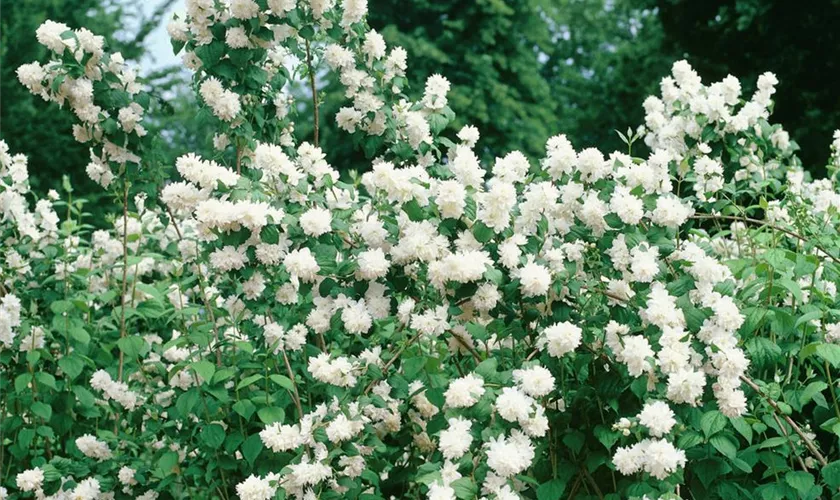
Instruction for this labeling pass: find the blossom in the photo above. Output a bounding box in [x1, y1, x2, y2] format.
[445, 374, 485, 408]
[299, 207, 333, 237]
[512, 365, 555, 397]
[518, 261, 551, 297]
[439, 417, 473, 460]
[236, 474, 280, 500]
[75, 434, 112, 460]
[16, 468, 44, 492]
[637, 401, 676, 437]
[540, 321, 582, 358]
[356, 248, 390, 280]
[485, 431, 535, 477]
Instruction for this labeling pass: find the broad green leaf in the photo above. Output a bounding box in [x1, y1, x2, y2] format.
[701, 410, 727, 438]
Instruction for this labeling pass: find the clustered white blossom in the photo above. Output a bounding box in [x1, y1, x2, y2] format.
[7, 0, 840, 497]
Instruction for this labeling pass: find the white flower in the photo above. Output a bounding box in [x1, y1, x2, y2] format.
[236, 474, 280, 500]
[512, 365, 555, 397]
[485, 430, 535, 477]
[36, 20, 70, 53]
[356, 248, 390, 280]
[300, 207, 333, 237]
[16, 468, 44, 492]
[283, 248, 321, 282]
[261, 423, 305, 452]
[637, 401, 676, 437]
[666, 369, 706, 406]
[445, 374, 485, 408]
[540, 321, 582, 358]
[75, 434, 112, 460]
[518, 261, 551, 298]
[428, 482, 456, 500]
[438, 417, 473, 460]
[495, 387, 534, 423]
[457, 125, 480, 147]
[650, 195, 693, 229]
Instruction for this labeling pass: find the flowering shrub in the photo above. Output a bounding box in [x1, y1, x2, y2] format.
[3, 1, 840, 499]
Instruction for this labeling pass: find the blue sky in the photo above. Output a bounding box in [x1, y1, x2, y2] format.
[139, 1, 182, 73]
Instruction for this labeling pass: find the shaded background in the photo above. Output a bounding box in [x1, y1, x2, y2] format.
[2, 0, 839, 195]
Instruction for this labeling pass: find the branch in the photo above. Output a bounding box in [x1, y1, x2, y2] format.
[163, 203, 223, 366]
[305, 40, 320, 148]
[740, 374, 828, 467]
[691, 213, 840, 268]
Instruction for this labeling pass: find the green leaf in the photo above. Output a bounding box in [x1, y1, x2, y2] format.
[233, 400, 256, 420]
[821, 461, 840, 489]
[537, 478, 569, 500]
[759, 437, 789, 449]
[472, 221, 495, 243]
[237, 374, 263, 390]
[117, 336, 146, 358]
[701, 410, 728, 438]
[15, 373, 32, 393]
[795, 310, 823, 329]
[58, 354, 85, 380]
[710, 434, 738, 459]
[450, 477, 477, 499]
[817, 344, 840, 368]
[241, 433, 263, 466]
[257, 406, 285, 424]
[730, 417, 753, 443]
[269, 374, 294, 391]
[785, 471, 815, 495]
[191, 360, 216, 383]
[35, 372, 57, 390]
[402, 199, 424, 222]
[200, 424, 226, 449]
[475, 358, 497, 379]
[158, 451, 179, 476]
[31, 401, 52, 420]
[800, 381, 828, 407]
[777, 278, 803, 302]
[68, 327, 90, 344]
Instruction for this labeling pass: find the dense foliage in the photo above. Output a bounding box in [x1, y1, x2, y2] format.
[2, 1, 840, 500]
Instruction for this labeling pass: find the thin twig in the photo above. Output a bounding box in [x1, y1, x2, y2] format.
[163, 203, 223, 366]
[740, 374, 827, 467]
[691, 214, 840, 267]
[581, 466, 605, 500]
[305, 40, 320, 148]
[281, 348, 303, 419]
[363, 332, 422, 395]
[771, 413, 809, 472]
[118, 179, 129, 382]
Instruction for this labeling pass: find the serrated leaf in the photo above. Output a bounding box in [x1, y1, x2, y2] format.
[200, 424, 226, 449]
[710, 434, 738, 459]
[701, 410, 728, 438]
[191, 360, 216, 383]
[257, 406, 285, 424]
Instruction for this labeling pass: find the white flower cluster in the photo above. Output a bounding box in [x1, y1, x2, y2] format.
[22, 2, 840, 497]
[19, 22, 146, 188]
[90, 369, 143, 411]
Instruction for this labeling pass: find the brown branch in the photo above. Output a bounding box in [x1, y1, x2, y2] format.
[740, 374, 827, 467]
[691, 213, 840, 268]
[363, 332, 422, 395]
[163, 203, 223, 366]
[118, 179, 129, 382]
[305, 40, 319, 148]
[581, 466, 605, 500]
[281, 348, 303, 419]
